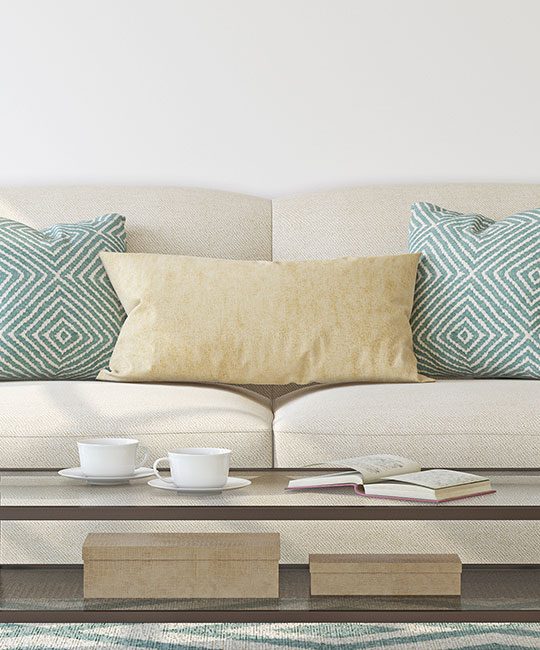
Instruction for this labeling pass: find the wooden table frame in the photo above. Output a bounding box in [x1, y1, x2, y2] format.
[1, 504, 538, 521]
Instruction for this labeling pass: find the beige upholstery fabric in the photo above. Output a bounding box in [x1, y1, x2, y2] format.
[0, 186, 271, 260]
[0, 381, 273, 468]
[98, 253, 424, 386]
[273, 380, 540, 468]
[272, 183, 540, 259]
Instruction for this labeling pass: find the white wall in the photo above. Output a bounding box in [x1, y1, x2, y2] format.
[0, 0, 539, 196]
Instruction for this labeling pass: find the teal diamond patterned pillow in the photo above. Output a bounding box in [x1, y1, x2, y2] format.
[0, 214, 126, 380]
[409, 202, 539, 378]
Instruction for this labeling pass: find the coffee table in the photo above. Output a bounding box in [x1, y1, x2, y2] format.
[1, 469, 539, 623]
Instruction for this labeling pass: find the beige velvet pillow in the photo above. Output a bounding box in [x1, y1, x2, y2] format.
[98, 253, 425, 385]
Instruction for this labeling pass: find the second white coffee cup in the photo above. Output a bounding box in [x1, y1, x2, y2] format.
[153, 447, 231, 489]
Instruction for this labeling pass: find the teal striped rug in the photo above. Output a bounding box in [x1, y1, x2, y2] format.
[0, 623, 539, 649]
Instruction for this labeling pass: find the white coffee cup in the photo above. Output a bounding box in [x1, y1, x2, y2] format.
[78, 438, 149, 477]
[153, 447, 231, 489]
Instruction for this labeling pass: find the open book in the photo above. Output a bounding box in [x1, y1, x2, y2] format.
[286, 454, 494, 503]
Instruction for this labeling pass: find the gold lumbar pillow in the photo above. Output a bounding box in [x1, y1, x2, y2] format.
[97, 253, 427, 385]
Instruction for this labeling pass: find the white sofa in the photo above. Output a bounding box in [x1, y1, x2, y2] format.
[0, 184, 538, 470]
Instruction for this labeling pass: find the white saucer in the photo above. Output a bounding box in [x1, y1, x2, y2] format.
[58, 467, 155, 485]
[147, 476, 251, 493]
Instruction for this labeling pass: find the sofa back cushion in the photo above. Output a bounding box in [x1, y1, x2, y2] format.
[0, 186, 273, 392]
[0, 186, 272, 261]
[270, 182, 540, 395]
[272, 183, 540, 259]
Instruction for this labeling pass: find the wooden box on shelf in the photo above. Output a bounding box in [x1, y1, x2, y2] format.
[309, 553, 462, 596]
[83, 532, 280, 599]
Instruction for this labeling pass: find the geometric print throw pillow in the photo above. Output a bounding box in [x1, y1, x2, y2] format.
[409, 202, 539, 378]
[0, 213, 126, 380]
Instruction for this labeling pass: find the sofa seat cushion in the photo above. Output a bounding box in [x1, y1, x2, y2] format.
[0, 381, 273, 468]
[273, 380, 539, 468]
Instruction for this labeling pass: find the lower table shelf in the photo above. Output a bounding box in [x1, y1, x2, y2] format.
[1, 565, 539, 622]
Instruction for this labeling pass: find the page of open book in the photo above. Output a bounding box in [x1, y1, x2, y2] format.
[384, 469, 487, 489]
[320, 454, 421, 484]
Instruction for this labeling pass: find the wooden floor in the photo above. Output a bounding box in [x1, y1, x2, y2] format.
[1, 565, 539, 622]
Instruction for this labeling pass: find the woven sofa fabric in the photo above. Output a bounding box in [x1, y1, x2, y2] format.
[409, 202, 540, 378]
[272, 380, 540, 468]
[0, 186, 272, 260]
[272, 183, 540, 260]
[0, 381, 273, 468]
[0, 214, 126, 380]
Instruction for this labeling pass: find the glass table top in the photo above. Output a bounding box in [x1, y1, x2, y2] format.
[1, 470, 538, 508]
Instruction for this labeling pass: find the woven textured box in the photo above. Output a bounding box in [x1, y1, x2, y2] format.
[83, 532, 280, 599]
[309, 553, 462, 596]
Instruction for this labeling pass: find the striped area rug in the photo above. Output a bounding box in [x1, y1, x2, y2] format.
[1, 623, 539, 649]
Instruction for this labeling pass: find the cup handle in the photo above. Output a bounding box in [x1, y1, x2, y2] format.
[137, 445, 149, 469]
[153, 457, 174, 483]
